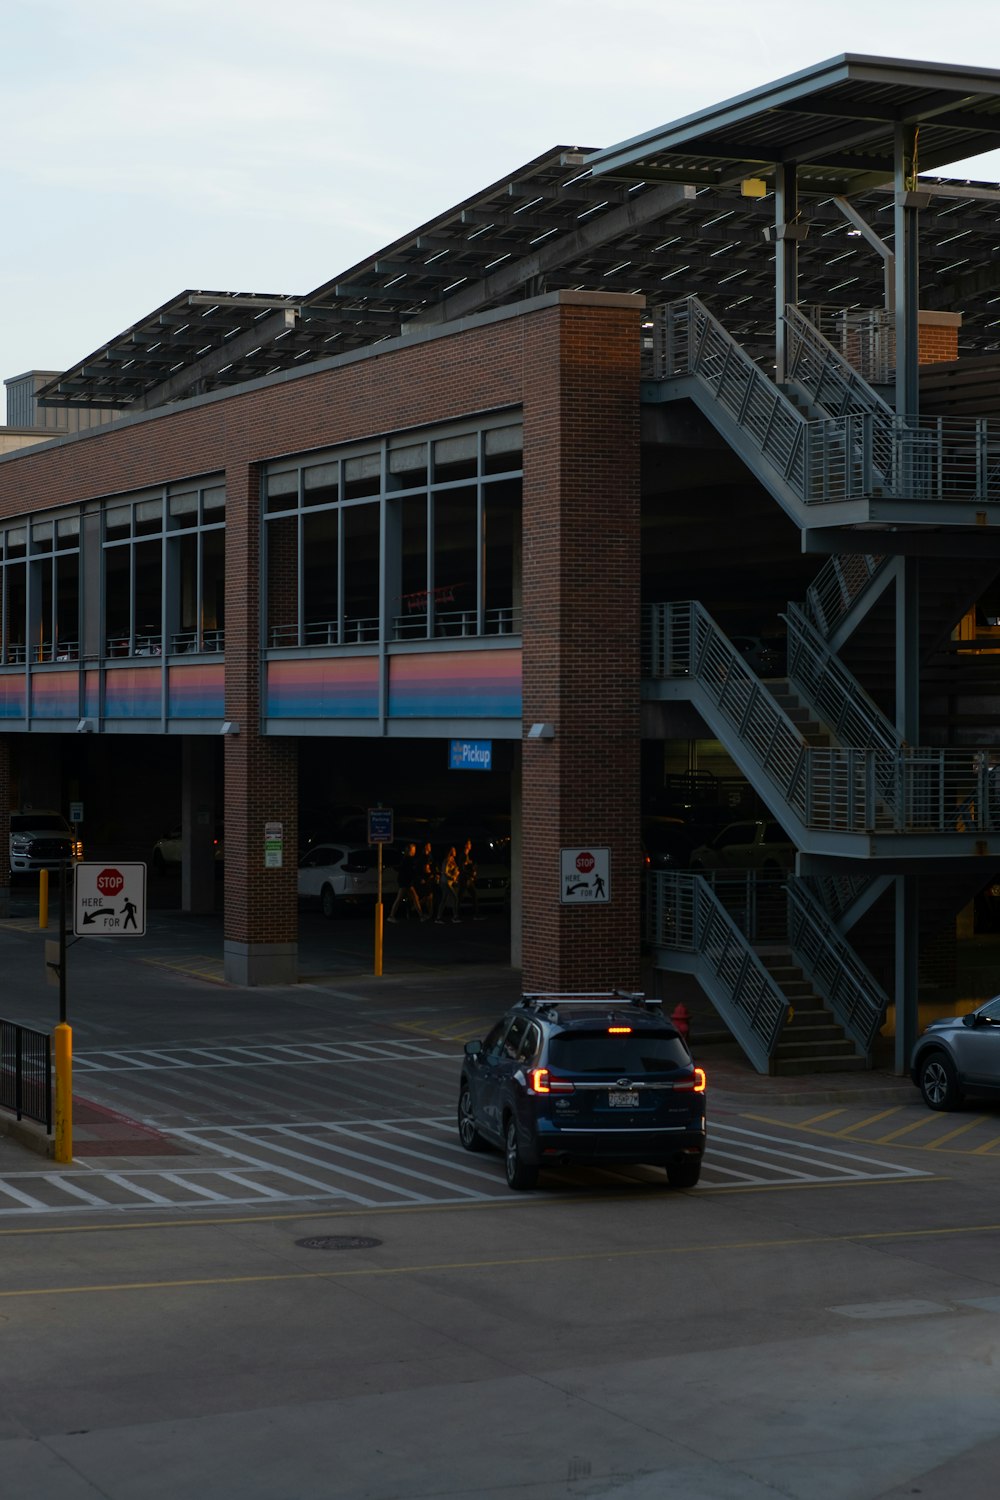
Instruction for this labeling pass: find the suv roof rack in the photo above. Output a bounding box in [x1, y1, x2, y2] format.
[520, 990, 661, 1010]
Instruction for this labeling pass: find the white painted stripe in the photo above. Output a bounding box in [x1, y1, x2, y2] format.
[0, 1179, 48, 1208]
[159, 1173, 233, 1203]
[714, 1122, 928, 1177]
[217, 1172, 289, 1199]
[173, 1131, 381, 1205]
[229, 1126, 471, 1202]
[272, 1123, 497, 1196]
[47, 1177, 110, 1206]
[101, 1173, 173, 1205]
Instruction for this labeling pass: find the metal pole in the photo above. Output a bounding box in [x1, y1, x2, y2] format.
[54, 860, 73, 1163]
[39, 867, 49, 929]
[374, 844, 384, 978]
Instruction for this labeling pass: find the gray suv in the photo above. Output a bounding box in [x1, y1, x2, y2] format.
[911, 995, 1000, 1110]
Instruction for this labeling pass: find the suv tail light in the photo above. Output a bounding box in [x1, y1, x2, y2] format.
[528, 1068, 574, 1095]
[674, 1067, 707, 1094]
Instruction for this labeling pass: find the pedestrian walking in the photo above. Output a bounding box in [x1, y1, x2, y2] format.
[417, 840, 438, 921]
[435, 846, 461, 923]
[459, 838, 480, 919]
[388, 843, 421, 921]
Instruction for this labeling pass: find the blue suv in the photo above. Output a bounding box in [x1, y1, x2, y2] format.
[458, 992, 707, 1190]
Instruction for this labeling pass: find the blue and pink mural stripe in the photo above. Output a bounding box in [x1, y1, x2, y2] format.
[389, 650, 521, 718]
[169, 664, 225, 719]
[104, 667, 161, 719]
[267, 657, 379, 718]
[30, 671, 79, 719]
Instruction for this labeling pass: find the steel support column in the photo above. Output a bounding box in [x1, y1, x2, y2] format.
[895, 555, 920, 744]
[894, 124, 921, 419]
[894, 873, 919, 1074]
[774, 164, 798, 385]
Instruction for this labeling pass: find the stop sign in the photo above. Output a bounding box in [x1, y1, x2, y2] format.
[96, 867, 125, 897]
[575, 851, 595, 874]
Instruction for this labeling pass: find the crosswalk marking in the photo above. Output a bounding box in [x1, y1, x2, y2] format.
[71, 1039, 456, 1074]
[0, 1118, 929, 1218]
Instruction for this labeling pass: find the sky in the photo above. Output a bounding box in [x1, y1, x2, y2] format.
[3, 0, 1000, 418]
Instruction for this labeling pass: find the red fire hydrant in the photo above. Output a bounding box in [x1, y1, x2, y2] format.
[671, 1002, 691, 1043]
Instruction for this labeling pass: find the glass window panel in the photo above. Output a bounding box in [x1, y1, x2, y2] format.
[55, 553, 79, 657]
[388, 443, 428, 489]
[135, 498, 163, 536]
[105, 505, 131, 540]
[483, 424, 523, 474]
[169, 490, 198, 526]
[342, 503, 380, 636]
[4, 561, 26, 658]
[393, 494, 428, 631]
[201, 529, 225, 639]
[343, 452, 381, 499]
[433, 485, 477, 632]
[7, 529, 26, 559]
[303, 510, 339, 640]
[104, 546, 131, 649]
[266, 471, 299, 512]
[303, 463, 339, 507]
[433, 434, 477, 484]
[33, 557, 54, 658]
[174, 533, 198, 635]
[483, 477, 521, 629]
[134, 540, 162, 648]
[202, 486, 226, 517]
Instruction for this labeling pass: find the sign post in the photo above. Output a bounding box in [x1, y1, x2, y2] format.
[368, 808, 394, 977]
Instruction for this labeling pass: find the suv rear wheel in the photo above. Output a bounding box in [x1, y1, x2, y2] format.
[320, 885, 337, 919]
[665, 1158, 702, 1189]
[918, 1052, 961, 1111]
[504, 1118, 538, 1191]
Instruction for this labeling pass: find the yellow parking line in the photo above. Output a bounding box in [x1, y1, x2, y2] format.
[924, 1115, 991, 1149]
[799, 1109, 846, 1127]
[833, 1106, 903, 1136]
[874, 1115, 945, 1144]
[971, 1132, 1000, 1155]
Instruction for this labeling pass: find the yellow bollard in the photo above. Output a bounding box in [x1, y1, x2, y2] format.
[374, 902, 384, 977]
[39, 868, 49, 930]
[53, 1022, 73, 1165]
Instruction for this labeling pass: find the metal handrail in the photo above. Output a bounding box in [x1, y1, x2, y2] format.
[784, 603, 900, 754]
[803, 553, 886, 637]
[797, 305, 895, 386]
[645, 871, 789, 1073]
[644, 601, 997, 834]
[650, 299, 1000, 508]
[786, 881, 888, 1052]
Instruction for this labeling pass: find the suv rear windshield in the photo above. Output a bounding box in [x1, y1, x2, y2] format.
[548, 1030, 690, 1073]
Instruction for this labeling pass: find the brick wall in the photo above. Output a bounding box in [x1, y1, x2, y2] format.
[0, 294, 645, 979]
[918, 312, 961, 366]
[521, 301, 644, 990]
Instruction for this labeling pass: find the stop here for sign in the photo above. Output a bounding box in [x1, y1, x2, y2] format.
[560, 847, 610, 904]
[73, 863, 147, 937]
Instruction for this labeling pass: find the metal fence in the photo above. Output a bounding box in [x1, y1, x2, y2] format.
[0, 1019, 52, 1132]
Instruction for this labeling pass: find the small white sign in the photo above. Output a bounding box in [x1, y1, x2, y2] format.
[69, 801, 84, 824]
[264, 821, 284, 869]
[74, 863, 147, 936]
[560, 848, 611, 904]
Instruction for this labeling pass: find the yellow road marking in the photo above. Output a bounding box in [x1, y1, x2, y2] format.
[874, 1114, 946, 1144]
[972, 1133, 1000, 1155]
[0, 1201, 985, 1301]
[924, 1116, 991, 1150]
[835, 1106, 904, 1135]
[140, 956, 227, 985]
[799, 1109, 846, 1127]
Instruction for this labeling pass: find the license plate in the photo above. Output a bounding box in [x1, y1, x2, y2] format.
[608, 1090, 639, 1108]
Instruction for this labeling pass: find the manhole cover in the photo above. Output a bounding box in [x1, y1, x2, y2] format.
[295, 1234, 383, 1251]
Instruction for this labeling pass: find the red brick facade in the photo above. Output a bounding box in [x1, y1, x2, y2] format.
[0, 292, 646, 986]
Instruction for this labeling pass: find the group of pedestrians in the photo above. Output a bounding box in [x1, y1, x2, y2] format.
[387, 838, 481, 924]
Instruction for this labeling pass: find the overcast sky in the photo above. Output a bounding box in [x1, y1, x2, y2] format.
[3, 0, 1000, 418]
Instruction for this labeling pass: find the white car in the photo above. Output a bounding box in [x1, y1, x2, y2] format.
[297, 844, 398, 918]
[152, 825, 224, 873]
[690, 819, 795, 876]
[9, 810, 80, 873]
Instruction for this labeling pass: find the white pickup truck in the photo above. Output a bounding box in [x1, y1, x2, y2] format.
[8, 810, 77, 873]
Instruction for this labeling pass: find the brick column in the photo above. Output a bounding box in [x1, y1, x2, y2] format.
[222, 452, 299, 984]
[0, 735, 10, 917]
[521, 294, 643, 991]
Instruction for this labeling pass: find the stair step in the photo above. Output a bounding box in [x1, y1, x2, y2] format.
[776, 1037, 859, 1060]
[772, 1054, 868, 1076]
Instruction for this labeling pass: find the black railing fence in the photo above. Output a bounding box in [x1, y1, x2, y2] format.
[0, 1019, 53, 1133]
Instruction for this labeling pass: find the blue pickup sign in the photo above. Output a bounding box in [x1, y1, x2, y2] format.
[448, 739, 493, 772]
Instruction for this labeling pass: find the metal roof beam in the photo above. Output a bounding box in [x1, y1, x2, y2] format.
[130, 307, 299, 411]
[409, 182, 695, 326]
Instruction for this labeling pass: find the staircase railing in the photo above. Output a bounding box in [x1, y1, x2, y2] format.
[803, 553, 886, 637]
[650, 299, 1000, 508]
[784, 602, 900, 753]
[645, 872, 789, 1072]
[652, 298, 879, 507]
[644, 601, 996, 834]
[786, 880, 889, 1052]
[784, 303, 898, 483]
